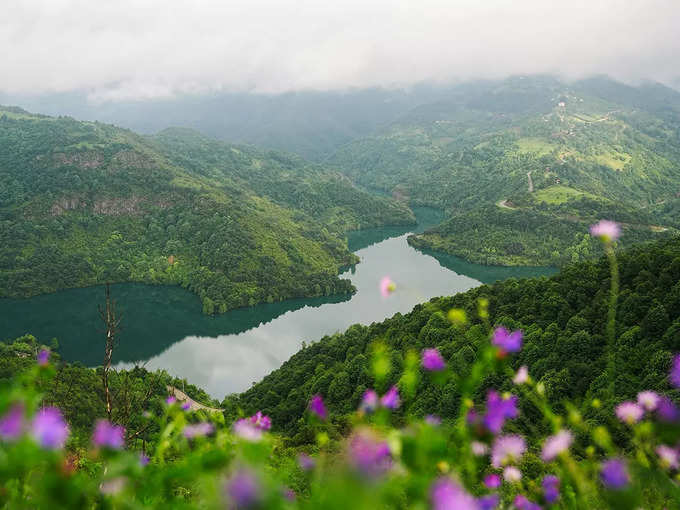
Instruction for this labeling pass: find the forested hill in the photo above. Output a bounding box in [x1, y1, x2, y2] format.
[0, 106, 413, 313]
[226, 235, 680, 438]
[151, 127, 414, 233]
[0, 87, 449, 161]
[329, 76, 680, 266]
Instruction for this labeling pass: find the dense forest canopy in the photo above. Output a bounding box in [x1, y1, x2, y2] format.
[328, 76, 680, 266]
[0, 106, 414, 313]
[1, 0, 679, 503]
[1, 234, 679, 508]
[227, 236, 680, 438]
[5, 77, 679, 272]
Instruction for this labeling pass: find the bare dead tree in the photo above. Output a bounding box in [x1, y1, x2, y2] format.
[97, 289, 159, 448]
[99, 283, 122, 421]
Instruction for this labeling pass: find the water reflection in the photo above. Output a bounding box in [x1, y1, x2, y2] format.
[0, 207, 555, 398]
[0, 283, 350, 366]
[415, 247, 556, 284]
[115, 233, 483, 397]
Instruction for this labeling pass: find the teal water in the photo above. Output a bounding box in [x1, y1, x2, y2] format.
[0, 207, 555, 398]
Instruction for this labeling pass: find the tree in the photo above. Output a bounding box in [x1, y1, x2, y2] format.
[99, 283, 121, 421]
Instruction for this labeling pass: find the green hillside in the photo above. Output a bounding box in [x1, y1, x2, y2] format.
[0, 107, 413, 313]
[3, 234, 678, 508]
[329, 77, 680, 265]
[226, 235, 680, 436]
[221, 234, 680, 509]
[151, 127, 415, 233]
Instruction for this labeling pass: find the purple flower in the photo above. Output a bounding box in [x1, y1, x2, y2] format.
[379, 276, 396, 298]
[637, 391, 659, 412]
[467, 409, 480, 426]
[541, 429, 573, 462]
[347, 431, 392, 477]
[139, 453, 150, 466]
[297, 453, 316, 471]
[656, 396, 680, 422]
[309, 395, 327, 420]
[425, 414, 442, 426]
[165, 396, 177, 405]
[483, 473, 501, 489]
[513, 495, 541, 510]
[491, 434, 526, 468]
[232, 419, 262, 441]
[31, 407, 69, 449]
[0, 403, 24, 441]
[283, 488, 296, 501]
[380, 386, 400, 410]
[615, 401, 644, 425]
[248, 411, 271, 431]
[360, 389, 379, 413]
[430, 478, 480, 510]
[92, 419, 125, 449]
[37, 349, 50, 366]
[503, 466, 522, 483]
[590, 220, 621, 242]
[656, 445, 679, 470]
[348, 433, 391, 475]
[491, 327, 523, 353]
[670, 354, 680, 388]
[183, 422, 214, 439]
[422, 348, 446, 371]
[226, 469, 260, 509]
[600, 459, 629, 489]
[181, 402, 191, 411]
[543, 475, 560, 504]
[483, 390, 519, 434]
[478, 494, 499, 510]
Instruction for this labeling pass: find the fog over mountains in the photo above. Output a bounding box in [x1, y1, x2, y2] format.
[3, 0, 680, 100]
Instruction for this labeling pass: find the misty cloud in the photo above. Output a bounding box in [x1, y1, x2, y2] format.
[2, 0, 679, 100]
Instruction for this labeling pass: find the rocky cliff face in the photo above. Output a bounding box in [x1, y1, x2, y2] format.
[50, 197, 82, 216]
[111, 149, 156, 169]
[50, 195, 169, 216]
[92, 196, 145, 215]
[50, 148, 157, 172]
[52, 152, 103, 169]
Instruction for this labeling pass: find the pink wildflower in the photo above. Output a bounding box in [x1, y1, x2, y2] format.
[656, 445, 679, 470]
[637, 391, 659, 412]
[379, 276, 396, 298]
[491, 434, 526, 468]
[513, 366, 529, 385]
[503, 466, 522, 483]
[615, 401, 644, 425]
[590, 220, 621, 242]
[541, 429, 573, 462]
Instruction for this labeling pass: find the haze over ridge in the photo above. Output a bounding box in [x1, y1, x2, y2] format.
[2, 0, 679, 101]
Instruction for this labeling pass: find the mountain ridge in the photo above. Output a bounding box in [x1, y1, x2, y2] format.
[0, 106, 414, 313]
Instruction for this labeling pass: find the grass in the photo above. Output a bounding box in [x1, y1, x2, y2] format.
[593, 151, 631, 171]
[532, 185, 599, 205]
[515, 137, 556, 155]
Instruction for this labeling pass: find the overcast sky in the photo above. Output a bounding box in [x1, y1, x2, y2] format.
[2, 0, 679, 101]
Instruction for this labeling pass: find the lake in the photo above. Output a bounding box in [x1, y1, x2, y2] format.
[0, 208, 555, 398]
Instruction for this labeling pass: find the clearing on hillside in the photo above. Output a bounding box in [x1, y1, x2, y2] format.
[532, 185, 599, 205]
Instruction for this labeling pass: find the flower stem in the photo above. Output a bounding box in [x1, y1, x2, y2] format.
[604, 243, 619, 389]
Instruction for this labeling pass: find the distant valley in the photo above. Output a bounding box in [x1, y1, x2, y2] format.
[6, 76, 680, 271]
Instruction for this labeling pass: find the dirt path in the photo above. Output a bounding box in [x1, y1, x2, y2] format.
[592, 110, 620, 123]
[496, 199, 516, 210]
[167, 385, 223, 413]
[527, 171, 534, 193]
